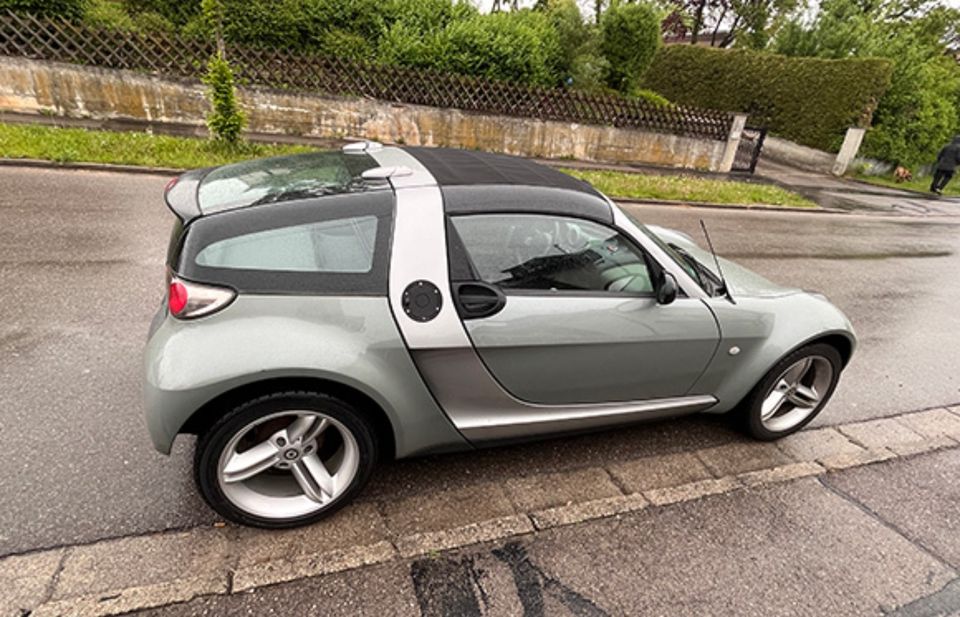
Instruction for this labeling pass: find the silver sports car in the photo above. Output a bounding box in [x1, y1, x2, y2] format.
[144, 143, 855, 528]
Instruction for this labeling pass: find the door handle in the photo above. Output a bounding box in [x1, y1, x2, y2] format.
[453, 282, 506, 320]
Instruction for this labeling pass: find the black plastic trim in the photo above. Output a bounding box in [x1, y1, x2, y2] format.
[441, 185, 613, 225]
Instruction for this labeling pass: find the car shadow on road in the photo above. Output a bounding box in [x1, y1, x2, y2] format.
[362, 414, 742, 502]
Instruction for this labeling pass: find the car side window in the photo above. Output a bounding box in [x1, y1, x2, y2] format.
[450, 214, 654, 294]
[194, 216, 377, 273]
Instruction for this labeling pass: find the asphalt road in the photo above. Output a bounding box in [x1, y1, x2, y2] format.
[1, 165, 959, 558]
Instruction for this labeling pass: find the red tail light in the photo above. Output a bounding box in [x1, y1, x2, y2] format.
[166, 275, 236, 319]
[168, 281, 188, 314]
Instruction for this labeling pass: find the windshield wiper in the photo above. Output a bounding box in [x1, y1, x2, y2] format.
[668, 244, 706, 286]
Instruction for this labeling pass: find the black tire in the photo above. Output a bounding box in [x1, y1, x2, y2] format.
[737, 343, 843, 441]
[194, 390, 378, 528]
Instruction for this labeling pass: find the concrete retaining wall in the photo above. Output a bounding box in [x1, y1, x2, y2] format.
[762, 135, 838, 175]
[762, 130, 864, 177]
[0, 56, 729, 171]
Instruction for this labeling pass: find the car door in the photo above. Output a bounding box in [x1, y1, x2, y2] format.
[447, 212, 721, 405]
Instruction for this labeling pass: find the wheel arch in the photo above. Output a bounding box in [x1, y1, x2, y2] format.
[726, 329, 856, 412]
[805, 332, 855, 368]
[180, 376, 398, 460]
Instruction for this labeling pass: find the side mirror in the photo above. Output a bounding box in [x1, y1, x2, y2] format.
[657, 272, 678, 305]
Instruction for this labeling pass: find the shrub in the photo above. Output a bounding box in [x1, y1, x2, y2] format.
[1, 0, 85, 20]
[542, 0, 592, 82]
[442, 10, 563, 85]
[599, 2, 661, 95]
[124, 0, 199, 26]
[84, 0, 138, 30]
[643, 45, 892, 151]
[202, 55, 245, 144]
[860, 53, 960, 168]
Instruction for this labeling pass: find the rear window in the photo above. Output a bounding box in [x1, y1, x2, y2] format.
[194, 216, 378, 273]
[197, 151, 382, 214]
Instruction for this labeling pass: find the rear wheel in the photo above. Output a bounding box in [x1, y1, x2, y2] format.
[194, 391, 377, 528]
[739, 343, 843, 440]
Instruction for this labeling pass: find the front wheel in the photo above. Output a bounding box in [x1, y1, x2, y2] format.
[739, 343, 843, 440]
[194, 391, 377, 528]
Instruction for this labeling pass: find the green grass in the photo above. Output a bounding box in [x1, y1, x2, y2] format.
[561, 168, 818, 208]
[0, 122, 819, 209]
[0, 122, 312, 169]
[850, 171, 960, 197]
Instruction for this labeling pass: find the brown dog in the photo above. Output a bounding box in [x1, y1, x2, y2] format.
[894, 166, 913, 182]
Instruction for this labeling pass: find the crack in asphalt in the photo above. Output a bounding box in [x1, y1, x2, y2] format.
[817, 476, 958, 574]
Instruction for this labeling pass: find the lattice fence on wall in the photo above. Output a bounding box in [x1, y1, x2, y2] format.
[0, 10, 734, 141]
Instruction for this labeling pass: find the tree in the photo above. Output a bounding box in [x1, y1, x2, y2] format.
[201, 0, 245, 145]
[600, 1, 662, 94]
[662, 0, 798, 49]
[773, 0, 960, 167]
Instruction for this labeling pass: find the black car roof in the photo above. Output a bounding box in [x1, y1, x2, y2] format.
[404, 147, 600, 196]
[403, 147, 612, 224]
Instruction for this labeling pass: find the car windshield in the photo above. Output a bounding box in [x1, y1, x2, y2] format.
[197, 151, 384, 214]
[622, 209, 725, 296]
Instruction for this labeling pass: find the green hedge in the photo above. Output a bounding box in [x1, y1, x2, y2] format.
[643, 45, 892, 151]
[1, 0, 85, 20]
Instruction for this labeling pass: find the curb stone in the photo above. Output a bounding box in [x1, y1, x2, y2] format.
[0, 157, 181, 176]
[5, 405, 960, 617]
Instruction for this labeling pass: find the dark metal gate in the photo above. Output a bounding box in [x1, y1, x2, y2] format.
[731, 126, 767, 173]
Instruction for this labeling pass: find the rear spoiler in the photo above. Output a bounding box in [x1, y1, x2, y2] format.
[163, 167, 212, 223]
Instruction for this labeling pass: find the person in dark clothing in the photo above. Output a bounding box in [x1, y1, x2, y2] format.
[931, 135, 960, 194]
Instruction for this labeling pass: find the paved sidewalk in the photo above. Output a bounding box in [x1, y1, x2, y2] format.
[5, 405, 960, 617]
[137, 449, 960, 617]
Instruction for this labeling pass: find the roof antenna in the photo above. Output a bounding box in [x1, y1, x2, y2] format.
[699, 219, 736, 305]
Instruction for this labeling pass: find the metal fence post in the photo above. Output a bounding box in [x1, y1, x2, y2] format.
[719, 113, 748, 173]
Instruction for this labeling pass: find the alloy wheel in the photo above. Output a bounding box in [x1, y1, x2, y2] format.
[759, 356, 834, 433]
[216, 410, 360, 520]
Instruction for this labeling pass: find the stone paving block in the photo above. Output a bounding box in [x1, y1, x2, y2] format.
[644, 477, 741, 506]
[896, 408, 960, 442]
[395, 515, 534, 559]
[888, 436, 957, 457]
[696, 441, 793, 477]
[608, 451, 713, 493]
[34, 577, 228, 617]
[838, 418, 925, 450]
[819, 448, 896, 471]
[737, 462, 825, 487]
[51, 528, 230, 601]
[531, 493, 649, 530]
[232, 501, 389, 568]
[381, 482, 516, 537]
[0, 548, 63, 615]
[777, 427, 864, 461]
[232, 540, 396, 592]
[504, 467, 621, 513]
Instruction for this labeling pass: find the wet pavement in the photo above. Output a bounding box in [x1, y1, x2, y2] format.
[756, 160, 960, 216]
[1, 165, 959, 559]
[133, 449, 960, 617]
